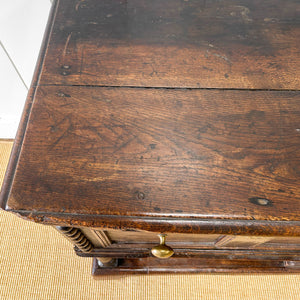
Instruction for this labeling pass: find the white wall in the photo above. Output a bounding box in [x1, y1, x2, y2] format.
[0, 0, 51, 138]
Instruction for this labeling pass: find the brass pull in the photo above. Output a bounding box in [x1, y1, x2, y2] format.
[151, 234, 174, 259]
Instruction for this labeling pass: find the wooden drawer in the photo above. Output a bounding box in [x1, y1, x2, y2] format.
[89, 229, 300, 250]
[68, 226, 300, 252]
[1, 0, 300, 275]
[69, 227, 300, 274]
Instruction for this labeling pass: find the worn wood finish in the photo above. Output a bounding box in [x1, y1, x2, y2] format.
[101, 229, 300, 250]
[0, 0, 60, 211]
[39, 0, 300, 89]
[103, 229, 220, 244]
[4, 86, 300, 228]
[1, 0, 300, 274]
[7, 212, 300, 237]
[92, 257, 300, 275]
[79, 247, 300, 260]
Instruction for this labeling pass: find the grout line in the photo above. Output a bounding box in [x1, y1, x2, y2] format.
[0, 40, 28, 90]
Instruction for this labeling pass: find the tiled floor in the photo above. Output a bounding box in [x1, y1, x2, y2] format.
[0, 0, 51, 138]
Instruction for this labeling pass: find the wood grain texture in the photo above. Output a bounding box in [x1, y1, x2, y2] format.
[4, 86, 300, 230]
[0, 0, 59, 210]
[39, 0, 300, 89]
[91, 257, 300, 275]
[79, 247, 300, 260]
[102, 229, 300, 249]
[1, 0, 300, 275]
[7, 212, 300, 237]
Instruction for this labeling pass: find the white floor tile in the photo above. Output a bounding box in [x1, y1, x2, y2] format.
[0, 0, 51, 86]
[0, 0, 51, 138]
[0, 44, 27, 139]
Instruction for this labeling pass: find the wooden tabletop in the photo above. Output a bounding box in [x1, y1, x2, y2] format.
[40, 0, 300, 89]
[1, 0, 300, 235]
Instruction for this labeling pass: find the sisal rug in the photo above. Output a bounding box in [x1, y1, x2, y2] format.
[0, 140, 299, 300]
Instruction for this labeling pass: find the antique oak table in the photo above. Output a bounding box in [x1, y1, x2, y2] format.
[1, 0, 300, 275]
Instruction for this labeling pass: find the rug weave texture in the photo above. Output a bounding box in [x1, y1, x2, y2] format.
[0, 140, 299, 300]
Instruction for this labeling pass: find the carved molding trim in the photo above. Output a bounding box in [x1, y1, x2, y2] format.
[91, 229, 112, 248]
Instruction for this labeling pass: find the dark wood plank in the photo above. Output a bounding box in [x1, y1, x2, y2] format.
[8, 213, 300, 236]
[39, 0, 300, 89]
[0, 0, 59, 210]
[79, 247, 300, 260]
[1, 0, 300, 276]
[91, 257, 300, 275]
[4, 86, 300, 227]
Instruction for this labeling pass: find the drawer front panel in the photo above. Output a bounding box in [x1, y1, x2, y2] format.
[91, 228, 300, 251]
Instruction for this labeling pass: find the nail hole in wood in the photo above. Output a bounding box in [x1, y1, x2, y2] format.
[249, 197, 273, 206]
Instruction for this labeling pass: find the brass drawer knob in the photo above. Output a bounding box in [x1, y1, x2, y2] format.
[151, 234, 174, 259]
